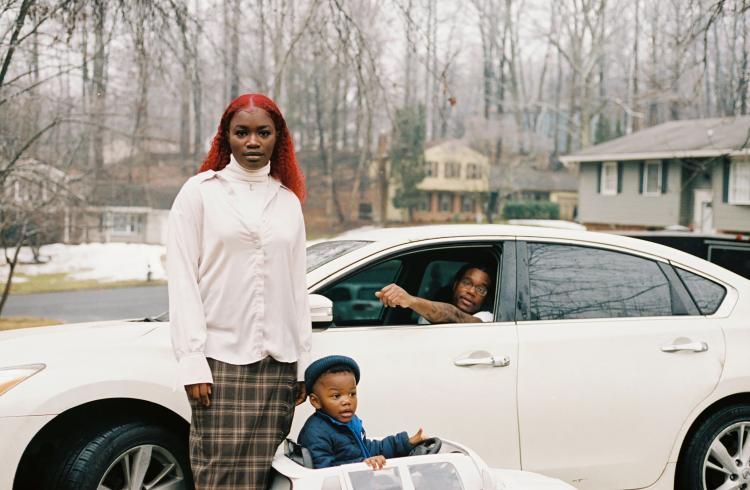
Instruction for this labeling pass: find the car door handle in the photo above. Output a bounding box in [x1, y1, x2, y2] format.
[661, 341, 709, 353]
[454, 355, 510, 367]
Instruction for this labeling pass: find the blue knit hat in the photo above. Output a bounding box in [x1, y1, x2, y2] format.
[304, 355, 360, 394]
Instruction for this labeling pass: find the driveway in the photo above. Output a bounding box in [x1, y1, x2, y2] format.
[2, 285, 168, 323]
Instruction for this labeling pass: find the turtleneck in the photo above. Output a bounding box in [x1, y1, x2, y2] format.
[223, 154, 271, 182]
[219, 154, 271, 226]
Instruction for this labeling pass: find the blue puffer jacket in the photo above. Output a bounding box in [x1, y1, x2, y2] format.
[297, 411, 413, 468]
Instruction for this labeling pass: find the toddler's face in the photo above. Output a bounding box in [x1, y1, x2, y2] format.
[310, 371, 358, 423]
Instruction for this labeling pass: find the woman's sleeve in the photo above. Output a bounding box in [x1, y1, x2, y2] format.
[292, 205, 312, 382]
[167, 181, 213, 386]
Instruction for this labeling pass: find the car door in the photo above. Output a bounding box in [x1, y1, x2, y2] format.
[514, 240, 726, 489]
[290, 240, 521, 469]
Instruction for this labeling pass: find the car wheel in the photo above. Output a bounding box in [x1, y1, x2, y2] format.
[677, 404, 750, 490]
[48, 420, 193, 490]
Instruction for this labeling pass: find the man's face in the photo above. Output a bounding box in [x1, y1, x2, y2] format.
[310, 371, 358, 423]
[227, 107, 277, 171]
[452, 268, 491, 314]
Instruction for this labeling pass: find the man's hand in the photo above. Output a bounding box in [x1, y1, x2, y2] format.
[295, 381, 307, 405]
[363, 455, 387, 470]
[185, 382, 212, 407]
[409, 427, 428, 446]
[375, 284, 415, 309]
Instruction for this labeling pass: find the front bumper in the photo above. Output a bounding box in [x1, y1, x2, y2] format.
[0, 414, 56, 489]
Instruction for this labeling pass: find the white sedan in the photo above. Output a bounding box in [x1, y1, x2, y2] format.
[1, 224, 749, 490]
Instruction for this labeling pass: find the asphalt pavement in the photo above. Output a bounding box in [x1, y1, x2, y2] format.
[2, 285, 168, 323]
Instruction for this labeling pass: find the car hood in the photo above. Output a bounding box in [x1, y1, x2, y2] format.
[0, 320, 167, 366]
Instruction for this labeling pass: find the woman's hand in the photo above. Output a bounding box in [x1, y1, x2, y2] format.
[408, 427, 427, 446]
[375, 284, 415, 308]
[185, 382, 212, 407]
[363, 455, 387, 470]
[294, 381, 307, 405]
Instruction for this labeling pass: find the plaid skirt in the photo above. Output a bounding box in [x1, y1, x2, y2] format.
[189, 356, 297, 490]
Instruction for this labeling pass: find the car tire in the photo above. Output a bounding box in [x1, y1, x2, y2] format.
[677, 404, 750, 490]
[46, 419, 193, 490]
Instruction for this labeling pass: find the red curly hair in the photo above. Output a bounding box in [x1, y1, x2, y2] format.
[199, 93, 305, 202]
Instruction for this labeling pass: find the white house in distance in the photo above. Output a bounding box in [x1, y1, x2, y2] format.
[379, 140, 490, 222]
[560, 116, 750, 233]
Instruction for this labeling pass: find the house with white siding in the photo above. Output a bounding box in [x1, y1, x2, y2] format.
[560, 117, 750, 233]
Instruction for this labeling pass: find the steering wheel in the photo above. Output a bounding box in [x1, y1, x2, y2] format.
[409, 437, 442, 456]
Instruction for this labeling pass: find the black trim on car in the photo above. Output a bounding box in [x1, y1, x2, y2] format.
[499, 241, 516, 323]
[515, 241, 530, 321]
[656, 262, 701, 316]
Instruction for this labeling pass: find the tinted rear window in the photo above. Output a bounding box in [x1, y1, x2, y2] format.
[675, 268, 726, 315]
[527, 243, 673, 320]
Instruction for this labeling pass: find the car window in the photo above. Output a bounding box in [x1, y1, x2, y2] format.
[326, 286, 352, 302]
[416, 260, 465, 301]
[527, 243, 672, 320]
[306, 240, 371, 272]
[409, 462, 464, 490]
[675, 267, 726, 315]
[411, 259, 496, 323]
[319, 259, 402, 326]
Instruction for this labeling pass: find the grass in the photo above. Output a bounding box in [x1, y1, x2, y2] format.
[0, 316, 64, 330]
[9, 272, 166, 295]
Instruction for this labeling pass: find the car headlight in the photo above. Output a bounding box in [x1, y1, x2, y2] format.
[0, 364, 45, 396]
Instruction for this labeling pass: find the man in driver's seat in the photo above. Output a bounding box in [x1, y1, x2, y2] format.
[375, 263, 494, 324]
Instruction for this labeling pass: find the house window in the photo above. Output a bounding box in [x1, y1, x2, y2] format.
[358, 202, 373, 220]
[424, 161, 439, 177]
[600, 161, 618, 195]
[439, 193, 453, 212]
[643, 160, 662, 196]
[461, 195, 475, 212]
[466, 163, 482, 179]
[729, 159, 750, 204]
[111, 213, 143, 235]
[445, 162, 461, 178]
[417, 193, 431, 211]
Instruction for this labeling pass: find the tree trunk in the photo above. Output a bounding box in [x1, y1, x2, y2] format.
[92, 0, 107, 175]
[630, 0, 641, 132]
[0, 0, 35, 89]
[0, 223, 27, 317]
[192, 0, 203, 159]
[229, 0, 240, 100]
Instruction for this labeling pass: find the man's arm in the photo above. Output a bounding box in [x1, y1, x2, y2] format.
[375, 284, 480, 324]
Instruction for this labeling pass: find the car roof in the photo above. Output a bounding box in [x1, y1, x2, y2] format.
[323, 225, 749, 287]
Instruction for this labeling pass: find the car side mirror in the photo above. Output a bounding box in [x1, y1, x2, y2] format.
[309, 294, 333, 328]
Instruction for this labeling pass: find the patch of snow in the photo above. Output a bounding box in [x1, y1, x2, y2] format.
[1, 243, 166, 283]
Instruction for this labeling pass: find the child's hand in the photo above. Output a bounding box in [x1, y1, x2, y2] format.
[409, 427, 427, 446]
[364, 455, 386, 470]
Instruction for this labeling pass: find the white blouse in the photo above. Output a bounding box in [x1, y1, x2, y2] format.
[167, 155, 312, 386]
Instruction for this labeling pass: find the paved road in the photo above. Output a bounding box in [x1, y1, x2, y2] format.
[3, 285, 168, 323]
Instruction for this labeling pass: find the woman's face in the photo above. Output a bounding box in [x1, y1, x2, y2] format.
[227, 107, 277, 171]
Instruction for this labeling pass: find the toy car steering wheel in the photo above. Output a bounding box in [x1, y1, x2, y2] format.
[409, 437, 442, 456]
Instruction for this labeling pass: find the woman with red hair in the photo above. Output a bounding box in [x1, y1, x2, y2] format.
[167, 93, 311, 488]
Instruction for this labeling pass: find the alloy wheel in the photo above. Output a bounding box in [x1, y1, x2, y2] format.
[97, 444, 187, 490]
[703, 422, 750, 490]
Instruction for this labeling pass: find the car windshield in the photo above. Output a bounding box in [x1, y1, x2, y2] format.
[306, 240, 371, 272]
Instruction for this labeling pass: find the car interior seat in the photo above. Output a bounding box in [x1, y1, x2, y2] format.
[284, 439, 314, 468]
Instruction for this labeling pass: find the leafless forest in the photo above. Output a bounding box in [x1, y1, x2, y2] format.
[0, 0, 748, 230]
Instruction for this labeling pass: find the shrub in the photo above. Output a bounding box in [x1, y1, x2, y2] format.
[502, 201, 560, 220]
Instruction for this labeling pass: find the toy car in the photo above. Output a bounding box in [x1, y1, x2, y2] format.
[270, 437, 575, 490]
